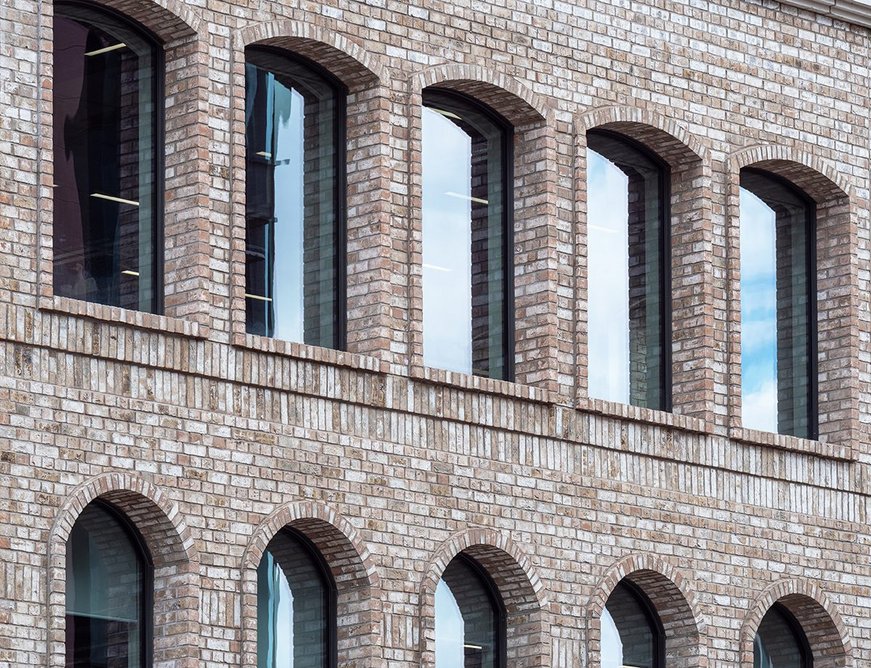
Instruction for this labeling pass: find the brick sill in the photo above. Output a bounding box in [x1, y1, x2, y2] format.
[38, 295, 207, 339]
[578, 397, 709, 434]
[411, 365, 556, 404]
[231, 332, 387, 373]
[729, 426, 854, 461]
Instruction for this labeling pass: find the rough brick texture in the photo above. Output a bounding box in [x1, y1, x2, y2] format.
[2, 0, 871, 666]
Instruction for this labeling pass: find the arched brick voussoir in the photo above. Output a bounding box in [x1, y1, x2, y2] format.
[240, 501, 383, 667]
[418, 527, 552, 667]
[234, 20, 387, 92]
[46, 471, 201, 668]
[740, 578, 853, 668]
[587, 553, 708, 667]
[578, 105, 707, 168]
[67, 0, 200, 43]
[410, 64, 553, 127]
[730, 144, 853, 204]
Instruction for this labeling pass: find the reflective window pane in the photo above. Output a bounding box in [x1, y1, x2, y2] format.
[66, 503, 147, 667]
[601, 581, 659, 668]
[422, 92, 510, 379]
[740, 171, 814, 438]
[754, 606, 808, 668]
[53, 5, 159, 312]
[587, 133, 667, 409]
[435, 556, 503, 668]
[257, 530, 332, 668]
[245, 50, 342, 347]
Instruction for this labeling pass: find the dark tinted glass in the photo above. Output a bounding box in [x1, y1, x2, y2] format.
[601, 581, 659, 668]
[435, 556, 504, 668]
[422, 91, 511, 380]
[754, 606, 809, 668]
[245, 49, 343, 347]
[587, 132, 668, 409]
[53, 5, 160, 312]
[740, 170, 815, 438]
[66, 503, 148, 667]
[257, 530, 333, 668]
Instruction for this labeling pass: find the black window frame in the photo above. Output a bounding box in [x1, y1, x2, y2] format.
[754, 602, 813, 668]
[67, 499, 155, 668]
[604, 578, 666, 668]
[243, 45, 348, 350]
[421, 87, 515, 382]
[740, 167, 818, 440]
[586, 128, 673, 411]
[53, 0, 166, 315]
[259, 526, 339, 668]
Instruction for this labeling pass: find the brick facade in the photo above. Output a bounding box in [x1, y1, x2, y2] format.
[1, 0, 871, 665]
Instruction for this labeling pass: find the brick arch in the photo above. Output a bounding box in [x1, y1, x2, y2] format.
[587, 553, 707, 668]
[64, 0, 201, 42]
[234, 19, 386, 91]
[46, 472, 201, 668]
[240, 501, 383, 667]
[578, 105, 707, 166]
[739, 579, 853, 667]
[725, 144, 859, 448]
[418, 527, 551, 667]
[730, 144, 853, 202]
[575, 106, 716, 423]
[409, 63, 551, 126]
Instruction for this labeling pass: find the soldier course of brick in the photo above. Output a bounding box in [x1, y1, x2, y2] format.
[1, 0, 871, 665]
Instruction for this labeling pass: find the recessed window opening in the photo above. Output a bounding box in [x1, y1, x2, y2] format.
[600, 580, 665, 668]
[257, 528, 337, 668]
[740, 169, 817, 439]
[66, 501, 152, 668]
[245, 47, 346, 348]
[586, 130, 670, 410]
[53, 3, 162, 312]
[422, 89, 513, 380]
[754, 603, 812, 668]
[435, 554, 506, 668]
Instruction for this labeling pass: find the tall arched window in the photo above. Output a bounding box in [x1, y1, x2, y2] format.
[740, 169, 816, 438]
[257, 528, 337, 668]
[66, 501, 151, 667]
[422, 90, 513, 380]
[245, 48, 346, 348]
[586, 131, 670, 410]
[601, 580, 664, 668]
[754, 604, 811, 668]
[53, 3, 161, 312]
[435, 554, 506, 668]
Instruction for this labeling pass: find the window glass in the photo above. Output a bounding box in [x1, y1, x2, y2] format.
[601, 581, 660, 668]
[422, 91, 511, 379]
[53, 4, 160, 312]
[245, 49, 343, 347]
[754, 605, 809, 668]
[66, 502, 148, 667]
[435, 555, 504, 668]
[587, 132, 668, 409]
[740, 170, 814, 438]
[257, 529, 333, 668]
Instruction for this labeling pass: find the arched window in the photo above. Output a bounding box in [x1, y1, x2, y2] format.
[739, 169, 816, 438]
[754, 604, 811, 668]
[53, 3, 162, 312]
[586, 131, 670, 410]
[422, 90, 513, 380]
[257, 528, 337, 668]
[601, 580, 664, 668]
[435, 554, 506, 668]
[245, 47, 346, 348]
[66, 501, 151, 667]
